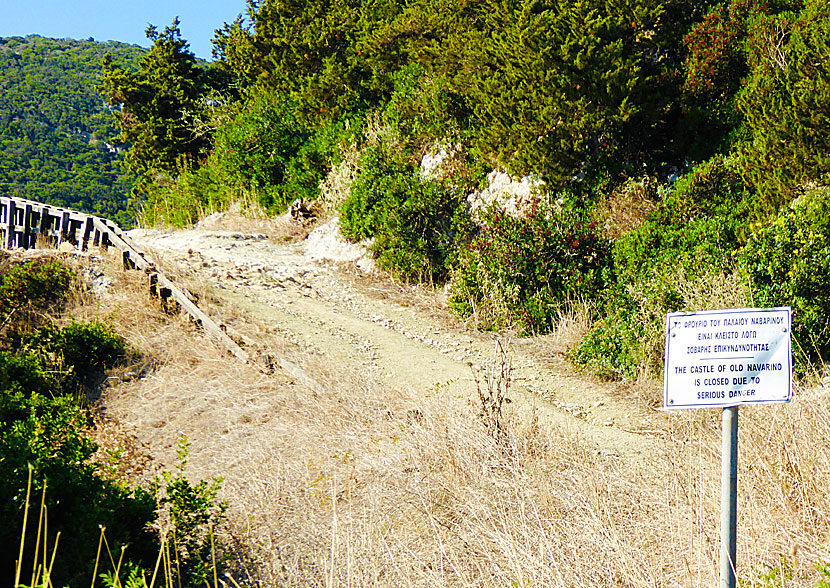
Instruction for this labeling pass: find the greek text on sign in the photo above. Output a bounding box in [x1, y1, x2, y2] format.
[664, 307, 792, 409]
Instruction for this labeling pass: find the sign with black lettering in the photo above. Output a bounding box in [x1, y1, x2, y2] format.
[664, 307, 792, 409]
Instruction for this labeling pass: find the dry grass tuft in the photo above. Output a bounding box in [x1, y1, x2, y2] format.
[319, 156, 359, 214]
[626, 263, 751, 391]
[192, 199, 318, 244]
[518, 299, 595, 361]
[102, 315, 830, 587]
[595, 176, 660, 242]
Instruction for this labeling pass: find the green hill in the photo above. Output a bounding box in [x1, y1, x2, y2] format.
[0, 35, 145, 222]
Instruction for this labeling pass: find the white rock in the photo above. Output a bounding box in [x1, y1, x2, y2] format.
[304, 215, 376, 272]
[467, 170, 544, 219]
[420, 146, 450, 179]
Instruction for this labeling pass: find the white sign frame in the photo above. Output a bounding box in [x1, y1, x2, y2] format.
[664, 307, 792, 409]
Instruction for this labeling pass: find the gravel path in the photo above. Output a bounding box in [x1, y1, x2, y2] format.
[129, 222, 664, 460]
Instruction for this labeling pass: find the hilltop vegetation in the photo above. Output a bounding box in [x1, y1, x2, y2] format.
[0, 36, 144, 222]
[102, 0, 830, 383]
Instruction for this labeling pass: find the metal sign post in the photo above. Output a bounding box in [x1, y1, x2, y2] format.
[664, 307, 792, 588]
[720, 406, 738, 588]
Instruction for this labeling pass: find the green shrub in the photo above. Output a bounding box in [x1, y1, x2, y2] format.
[381, 63, 474, 153]
[678, 0, 802, 159]
[739, 186, 830, 371]
[0, 391, 158, 588]
[211, 95, 311, 208]
[449, 193, 610, 334]
[0, 351, 52, 396]
[0, 260, 74, 338]
[738, 0, 830, 212]
[612, 155, 752, 285]
[142, 94, 358, 226]
[573, 156, 754, 379]
[0, 258, 229, 587]
[150, 439, 228, 587]
[569, 304, 641, 380]
[341, 143, 471, 283]
[23, 320, 127, 393]
[461, 0, 696, 182]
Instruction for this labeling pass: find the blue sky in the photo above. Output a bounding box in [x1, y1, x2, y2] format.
[0, 0, 248, 59]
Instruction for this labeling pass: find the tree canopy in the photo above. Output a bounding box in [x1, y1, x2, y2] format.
[100, 20, 212, 182]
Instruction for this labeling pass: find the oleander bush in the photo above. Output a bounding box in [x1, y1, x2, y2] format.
[449, 192, 610, 334]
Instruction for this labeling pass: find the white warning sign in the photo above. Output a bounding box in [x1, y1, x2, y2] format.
[664, 307, 792, 409]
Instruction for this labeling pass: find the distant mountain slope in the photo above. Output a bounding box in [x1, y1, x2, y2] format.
[0, 35, 145, 223]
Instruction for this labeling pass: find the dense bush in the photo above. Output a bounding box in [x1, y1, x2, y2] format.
[0, 390, 159, 588]
[341, 143, 472, 283]
[0, 260, 126, 393]
[569, 302, 641, 380]
[679, 0, 802, 157]
[572, 156, 753, 379]
[22, 320, 127, 393]
[612, 155, 752, 285]
[218, 0, 404, 120]
[209, 95, 328, 209]
[0, 259, 228, 586]
[0, 351, 53, 397]
[463, 0, 682, 182]
[0, 259, 74, 337]
[449, 193, 610, 334]
[142, 94, 357, 226]
[738, 0, 830, 212]
[0, 259, 153, 586]
[739, 187, 830, 372]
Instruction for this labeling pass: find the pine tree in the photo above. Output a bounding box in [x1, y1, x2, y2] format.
[738, 0, 830, 211]
[100, 19, 209, 181]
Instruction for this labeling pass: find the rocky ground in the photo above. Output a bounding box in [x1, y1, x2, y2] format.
[128, 216, 667, 460]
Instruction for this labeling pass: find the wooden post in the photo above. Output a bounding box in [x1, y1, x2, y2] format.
[22, 204, 33, 249]
[80, 216, 94, 251]
[39, 206, 52, 245]
[159, 286, 173, 313]
[68, 219, 79, 247]
[122, 250, 136, 270]
[6, 199, 16, 248]
[58, 211, 70, 245]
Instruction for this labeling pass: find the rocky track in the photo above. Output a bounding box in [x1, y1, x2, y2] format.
[130, 222, 665, 461]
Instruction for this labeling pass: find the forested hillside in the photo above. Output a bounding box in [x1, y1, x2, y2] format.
[100, 0, 830, 381]
[0, 36, 144, 222]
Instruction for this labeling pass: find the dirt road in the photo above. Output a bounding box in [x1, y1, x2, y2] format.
[92, 220, 822, 587]
[130, 222, 663, 460]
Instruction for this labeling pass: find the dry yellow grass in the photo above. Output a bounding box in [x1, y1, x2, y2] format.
[594, 176, 660, 242]
[48, 247, 830, 588]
